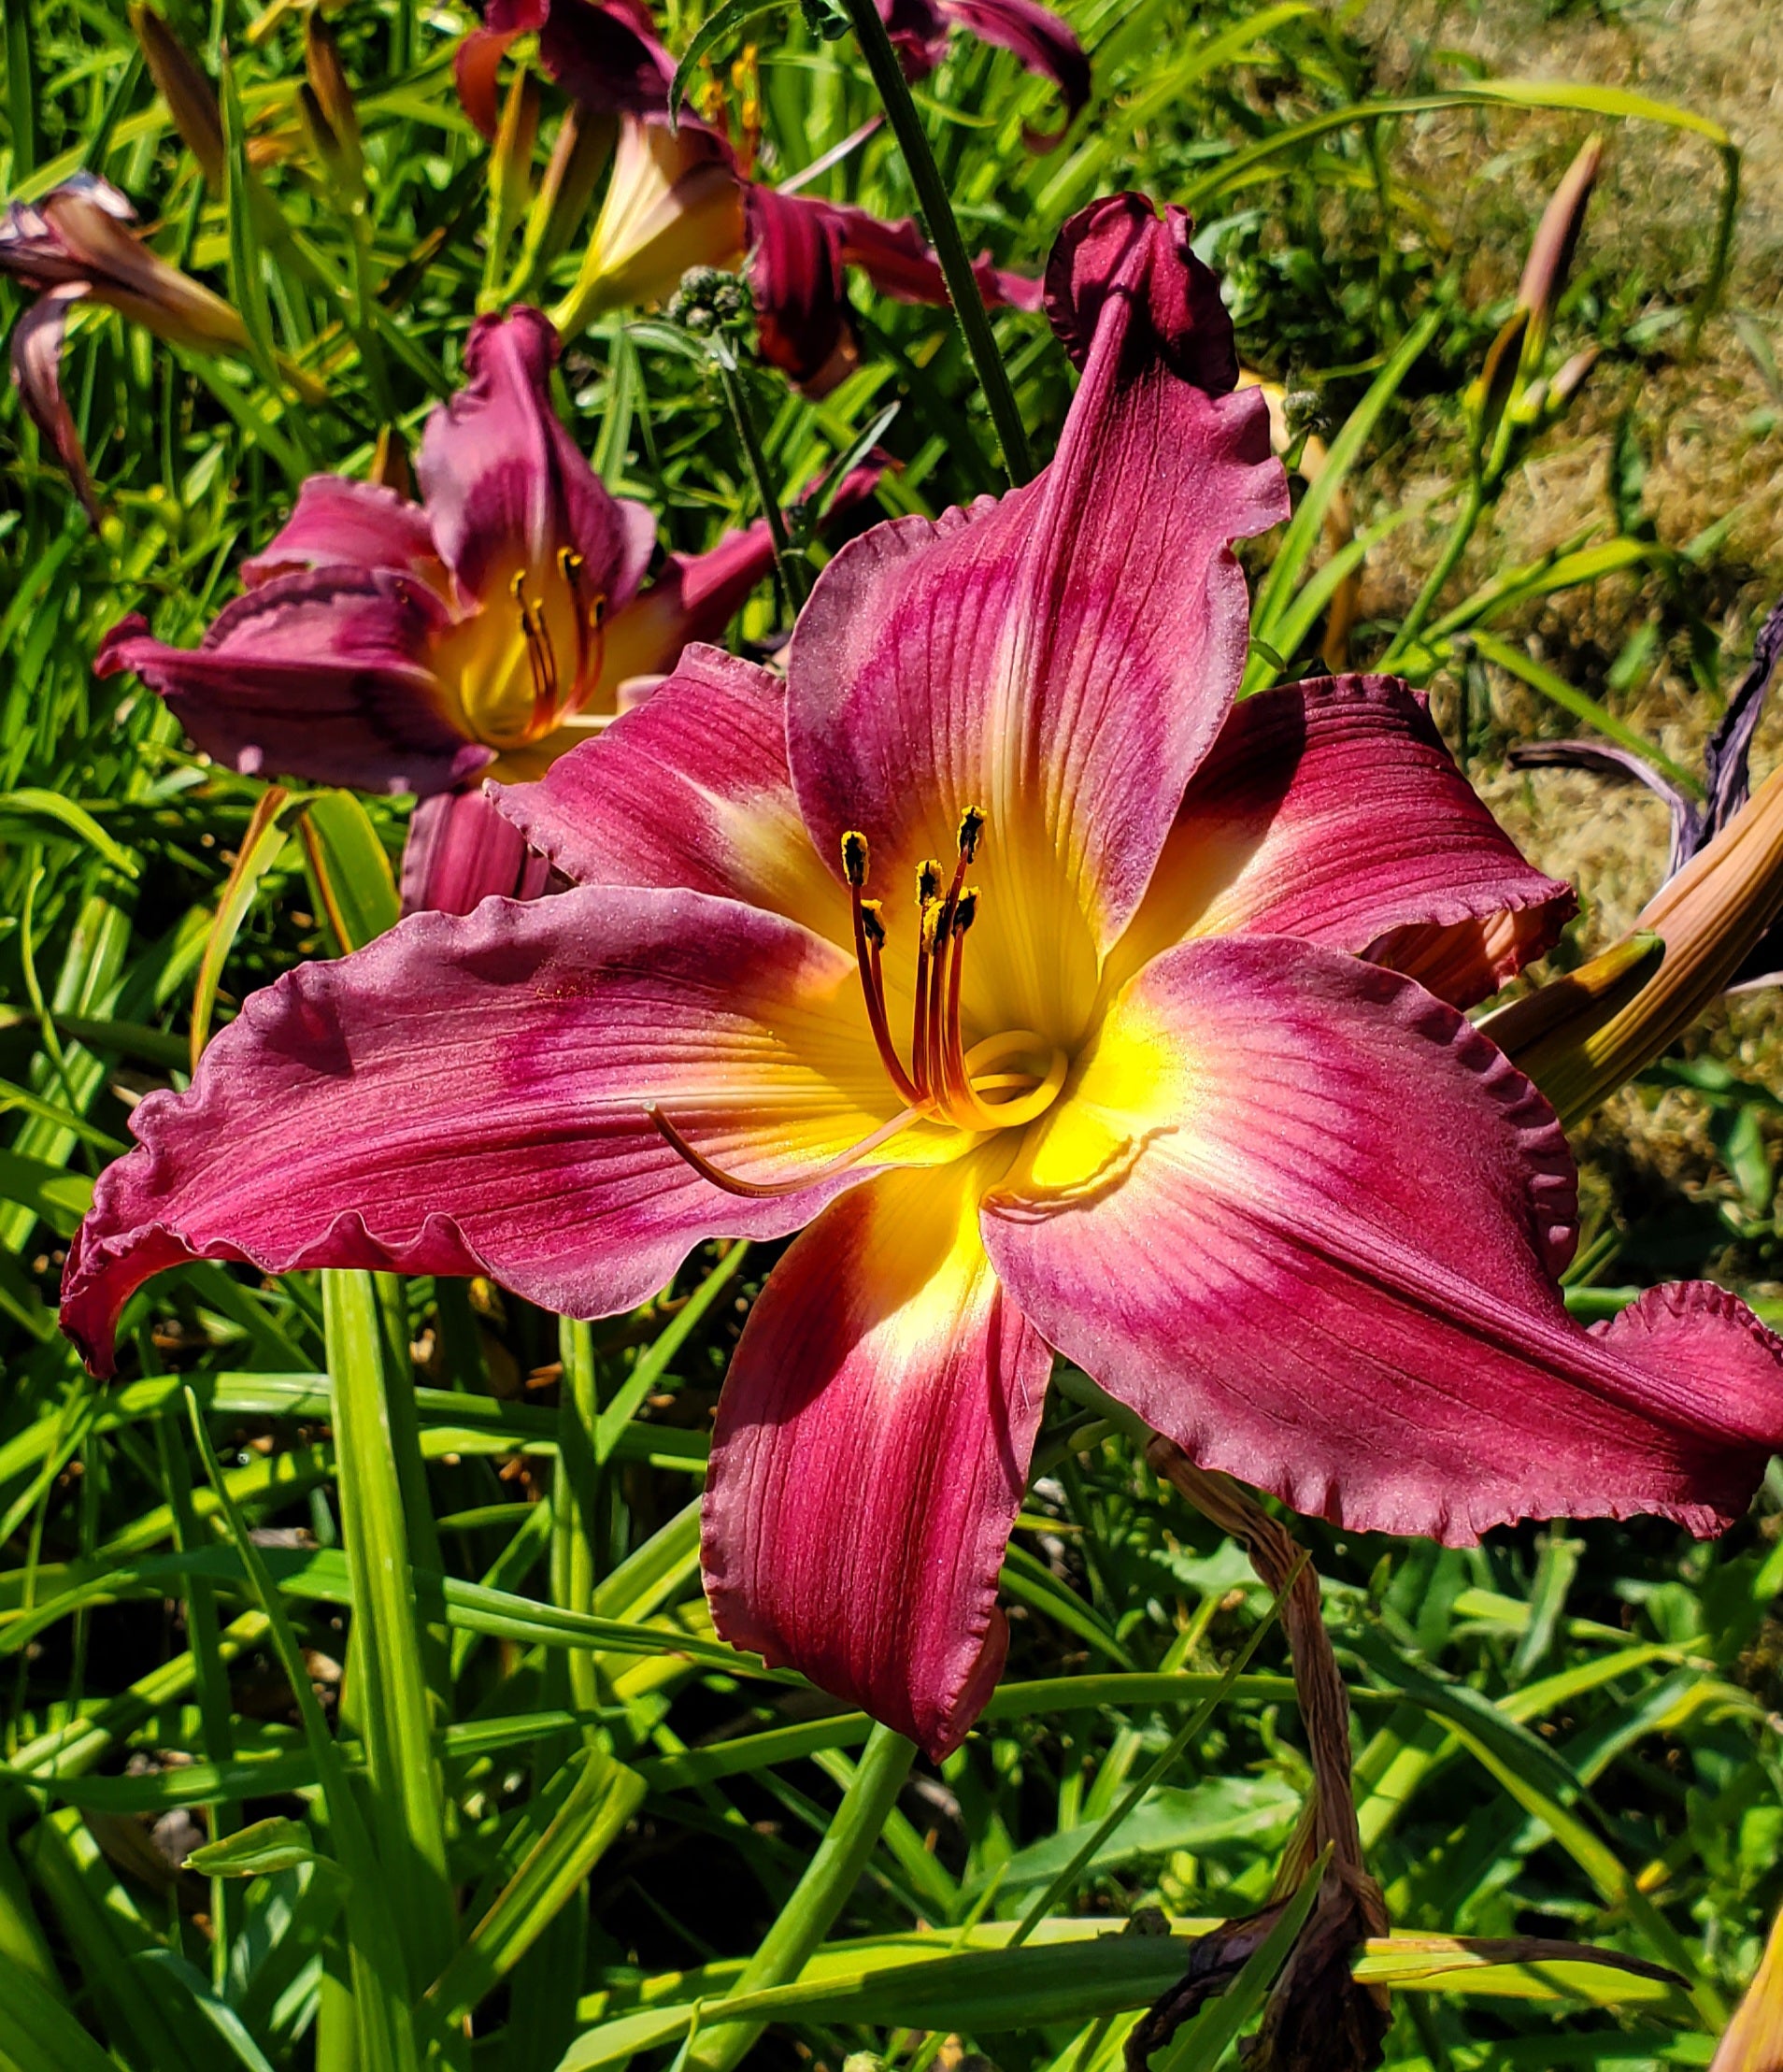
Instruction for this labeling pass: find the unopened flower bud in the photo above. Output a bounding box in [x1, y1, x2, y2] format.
[305, 13, 364, 198]
[1518, 134, 1603, 372]
[665, 264, 751, 336]
[131, 3, 226, 190]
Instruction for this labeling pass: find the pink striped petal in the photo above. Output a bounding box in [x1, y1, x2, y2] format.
[492, 645, 842, 939]
[983, 935, 1783, 1541]
[417, 307, 655, 608]
[400, 786, 551, 915]
[61, 885, 934, 1377]
[242, 477, 444, 589]
[787, 199, 1285, 1040]
[95, 573, 488, 795]
[705, 1149, 1051, 1758]
[1109, 676, 1576, 1007]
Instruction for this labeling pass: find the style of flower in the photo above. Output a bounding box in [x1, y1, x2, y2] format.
[0, 173, 257, 520]
[96, 306, 799, 913]
[554, 110, 1040, 388]
[62, 198, 1783, 1761]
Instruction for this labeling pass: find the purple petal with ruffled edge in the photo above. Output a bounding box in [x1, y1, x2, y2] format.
[492, 644, 843, 937]
[401, 787, 552, 916]
[242, 476, 445, 589]
[939, 0, 1089, 147]
[746, 183, 850, 387]
[538, 0, 672, 115]
[61, 884, 934, 1377]
[417, 307, 655, 608]
[95, 572, 486, 795]
[983, 935, 1783, 1541]
[705, 1146, 1050, 1760]
[1110, 675, 1576, 1010]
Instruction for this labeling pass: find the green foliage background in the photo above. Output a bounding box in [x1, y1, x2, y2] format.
[0, 0, 1779, 2067]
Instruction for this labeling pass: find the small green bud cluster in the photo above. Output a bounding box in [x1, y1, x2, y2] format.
[665, 265, 753, 337]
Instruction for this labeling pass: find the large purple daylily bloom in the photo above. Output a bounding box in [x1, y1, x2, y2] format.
[96, 307, 793, 913]
[63, 197, 1783, 1759]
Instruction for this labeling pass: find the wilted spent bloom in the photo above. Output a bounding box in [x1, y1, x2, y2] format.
[1491, 601, 1783, 1124]
[130, 2, 226, 188]
[63, 198, 1783, 1762]
[0, 173, 256, 518]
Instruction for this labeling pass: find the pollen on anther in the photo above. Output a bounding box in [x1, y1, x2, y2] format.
[860, 898, 887, 948]
[841, 829, 870, 888]
[917, 858, 942, 905]
[953, 886, 980, 936]
[957, 806, 987, 860]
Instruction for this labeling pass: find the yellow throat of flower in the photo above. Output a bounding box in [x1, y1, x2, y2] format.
[649, 808, 1072, 1199]
[436, 547, 607, 751]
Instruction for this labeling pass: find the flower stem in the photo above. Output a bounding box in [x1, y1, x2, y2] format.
[1381, 475, 1485, 668]
[714, 349, 806, 617]
[836, 0, 1034, 487]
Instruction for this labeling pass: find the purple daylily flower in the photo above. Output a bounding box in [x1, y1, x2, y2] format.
[62, 197, 1783, 1759]
[454, 0, 1087, 152]
[1512, 597, 1783, 991]
[879, 0, 1089, 149]
[557, 110, 1041, 389]
[96, 306, 800, 913]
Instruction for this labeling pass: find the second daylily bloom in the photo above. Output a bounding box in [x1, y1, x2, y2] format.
[62, 198, 1783, 1759]
[96, 306, 794, 912]
[556, 111, 1041, 386]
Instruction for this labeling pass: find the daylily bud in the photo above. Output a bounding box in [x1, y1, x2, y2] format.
[1546, 342, 1600, 411]
[1517, 134, 1602, 372]
[484, 64, 543, 293]
[304, 13, 364, 198]
[131, 3, 226, 190]
[1483, 761, 1783, 1127]
[1468, 306, 1529, 473]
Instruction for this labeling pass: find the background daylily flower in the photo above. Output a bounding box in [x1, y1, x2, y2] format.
[60, 196, 1783, 1762]
[554, 110, 1040, 386]
[453, 0, 1087, 153]
[95, 306, 795, 913]
[878, 0, 1089, 149]
[0, 173, 258, 521]
[455, 0, 674, 140]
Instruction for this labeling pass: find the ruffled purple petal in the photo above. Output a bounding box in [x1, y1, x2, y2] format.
[61, 884, 910, 1375]
[242, 476, 445, 589]
[95, 572, 485, 795]
[938, 0, 1089, 146]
